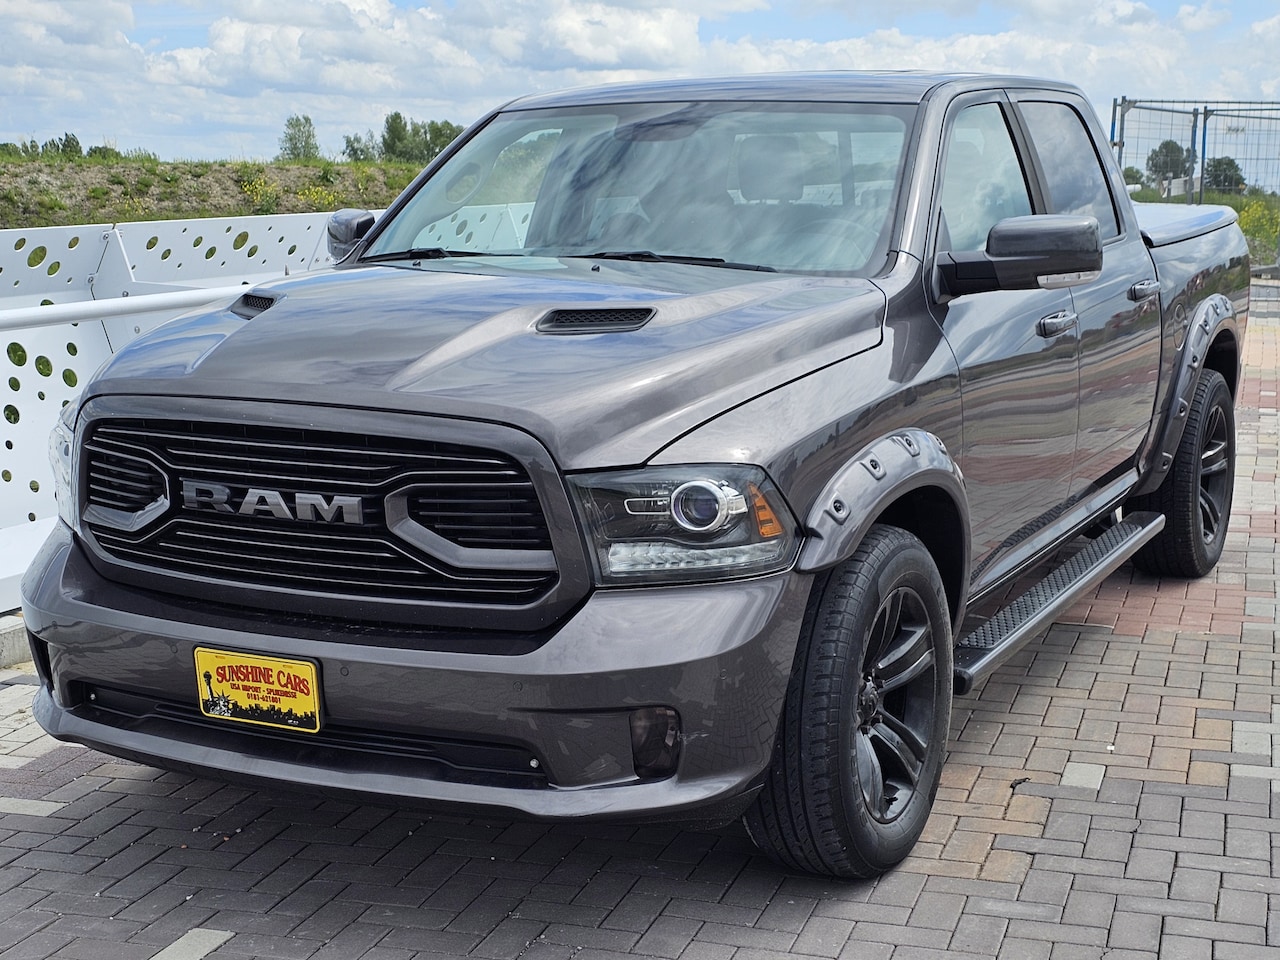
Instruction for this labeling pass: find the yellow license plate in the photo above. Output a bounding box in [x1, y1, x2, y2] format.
[194, 648, 320, 733]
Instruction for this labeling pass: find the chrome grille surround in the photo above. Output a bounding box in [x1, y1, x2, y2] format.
[76, 396, 590, 631]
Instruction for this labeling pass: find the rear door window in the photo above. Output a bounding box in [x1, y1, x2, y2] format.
[1018, 101, 1120, 240]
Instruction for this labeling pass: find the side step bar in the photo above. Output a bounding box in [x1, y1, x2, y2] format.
[954, 511, 1165, 695]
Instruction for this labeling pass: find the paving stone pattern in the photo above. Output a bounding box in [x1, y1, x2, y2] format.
[0, 283, 1276, 959]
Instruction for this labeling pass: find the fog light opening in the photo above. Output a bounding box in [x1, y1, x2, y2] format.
[630, 706, 681, 780]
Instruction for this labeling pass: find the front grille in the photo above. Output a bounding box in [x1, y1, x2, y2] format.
[84, 439, 166, 513]
[82, 419, 557, 607]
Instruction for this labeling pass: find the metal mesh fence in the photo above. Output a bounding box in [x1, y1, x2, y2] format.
[1110, 97, 1280, 201]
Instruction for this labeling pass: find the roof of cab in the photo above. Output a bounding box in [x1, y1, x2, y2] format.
[500, 71, 1072, 110]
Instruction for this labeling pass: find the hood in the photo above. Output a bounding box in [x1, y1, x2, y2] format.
[88, 260, 885, 468]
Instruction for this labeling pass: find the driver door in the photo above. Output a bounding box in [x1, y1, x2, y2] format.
[927, 97, 1081, 591]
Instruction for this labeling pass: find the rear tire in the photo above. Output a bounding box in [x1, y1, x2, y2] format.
[1130, 369, 1234, 577]
[744, 525, 952, 878]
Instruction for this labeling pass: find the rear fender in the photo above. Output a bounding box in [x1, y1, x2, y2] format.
[1132, 293, 1236, 496]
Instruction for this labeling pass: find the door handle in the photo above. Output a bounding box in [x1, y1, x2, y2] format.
[1128, 279, 1160, 301]
[1037, 310, 1078, 338]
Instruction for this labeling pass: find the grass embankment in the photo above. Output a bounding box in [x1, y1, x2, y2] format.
[3, 156, 1279, 268]
[0, 157, 423, 230]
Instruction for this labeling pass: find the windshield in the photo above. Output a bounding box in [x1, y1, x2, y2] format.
[362, 100, 913, 275]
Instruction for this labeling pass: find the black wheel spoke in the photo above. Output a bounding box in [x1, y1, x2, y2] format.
[855, 730, 887, 814]
[1201, 440, 1229, 475]
[868, 590, 904, 665]
[868, 722, 921, 789]
[877, 624, 934, 693]
[876, 711, 928, 766]
[1200, 486, 1223, 537]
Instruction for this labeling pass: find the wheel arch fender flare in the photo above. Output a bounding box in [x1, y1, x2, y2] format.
[796, 428, 970, 624]
[1133, 292, 1238, 497]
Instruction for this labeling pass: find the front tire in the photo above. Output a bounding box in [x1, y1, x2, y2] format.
[745, 525, 953, 878]
[1130, 368, 1234, 577]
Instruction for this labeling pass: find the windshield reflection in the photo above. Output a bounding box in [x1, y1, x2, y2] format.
[363, 101, 912, 276]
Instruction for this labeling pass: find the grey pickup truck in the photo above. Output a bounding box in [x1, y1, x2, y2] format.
[23, 72, 1249, 877]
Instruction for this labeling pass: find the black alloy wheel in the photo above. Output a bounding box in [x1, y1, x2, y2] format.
[745, 524, 953, 878]
[1130, 368, 1235, 578]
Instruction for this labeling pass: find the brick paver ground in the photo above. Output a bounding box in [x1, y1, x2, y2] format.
[0, 283, 1275, 960]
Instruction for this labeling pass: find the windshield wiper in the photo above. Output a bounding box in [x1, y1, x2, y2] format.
[570, 250, 776, 272]
[361, 247, 489, 263]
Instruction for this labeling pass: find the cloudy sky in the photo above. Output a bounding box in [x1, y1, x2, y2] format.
[2, 0, 1277, 160]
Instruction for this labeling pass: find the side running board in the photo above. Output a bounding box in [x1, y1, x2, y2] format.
[954, 511, 1165, 695]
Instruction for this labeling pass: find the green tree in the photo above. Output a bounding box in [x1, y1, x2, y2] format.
[342, 130, 381, 162]
[1146, 139, 1194, 183]
[278, 114, 320, 161]
[1202, 156, 1245, 193]
[1122, 166, 1146, 187]
[378, 112, 463, 165]
[39, 133, 81, 159]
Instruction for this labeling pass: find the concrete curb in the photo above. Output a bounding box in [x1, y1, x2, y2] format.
[0, 615, 28, 669]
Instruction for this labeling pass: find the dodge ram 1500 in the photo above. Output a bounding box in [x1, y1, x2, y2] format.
[23, 72, 1249, 877]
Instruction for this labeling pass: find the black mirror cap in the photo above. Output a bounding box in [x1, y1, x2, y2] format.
[327, 208, 376, 262]
[938, 215, 1103, 299]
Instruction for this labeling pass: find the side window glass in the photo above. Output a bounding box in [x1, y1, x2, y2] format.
[1018, 101, 1120, 240]
[939, 103, 1033, 252]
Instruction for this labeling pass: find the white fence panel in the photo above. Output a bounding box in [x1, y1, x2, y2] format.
[1, 211, 340, 612]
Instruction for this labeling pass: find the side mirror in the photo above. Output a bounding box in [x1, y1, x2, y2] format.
[327, 208, 376, 262]
[937, 215, 1102, 299]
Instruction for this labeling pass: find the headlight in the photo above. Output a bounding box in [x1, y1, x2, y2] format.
[568, 464, 798, 585]
[48, 400, 77, 531]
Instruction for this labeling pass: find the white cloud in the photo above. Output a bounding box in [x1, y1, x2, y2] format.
[0, 1, 1276, 160]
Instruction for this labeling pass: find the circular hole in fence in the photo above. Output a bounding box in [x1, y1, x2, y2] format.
[146, 236, 159, 250]
[66, 343, 77, 356]
[28, 513, 35, 522]
[455, 220, 468, 237]
[246, 245, 258, 258]
[47, 261, 60, 276]
[37, 391, 45, 400]
[40, 299, 53, 306]
[35, 356, 52, 376]
[204, 247, 217, 260]
[3, 405, 17, 425]
[160, 248, 171, 260]
[1, 470, 10, 482]
[233, 231, 249, 251]
[6, 377, 16, 391]
[288, 244, 297, 255]
[6, 343, 26, 366]
[29, 480, 38, 493]
[27, 245, 47, 268]
[68, 236, 79, 249]
[13, 238, 24, 251]
[192, 236, 203, 248]
[62, 369, 77, 387]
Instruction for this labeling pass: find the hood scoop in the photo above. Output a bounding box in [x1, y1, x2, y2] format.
[536, 307, 655, 334]
[230, 292, 279, 319]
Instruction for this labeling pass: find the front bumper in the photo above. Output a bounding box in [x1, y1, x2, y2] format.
[22, 523, 810, 821]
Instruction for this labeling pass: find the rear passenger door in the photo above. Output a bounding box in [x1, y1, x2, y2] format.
[1010, 93, 1161, 499]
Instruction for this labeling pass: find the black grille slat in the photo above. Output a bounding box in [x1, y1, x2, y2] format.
[83, 418, 557, 606]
